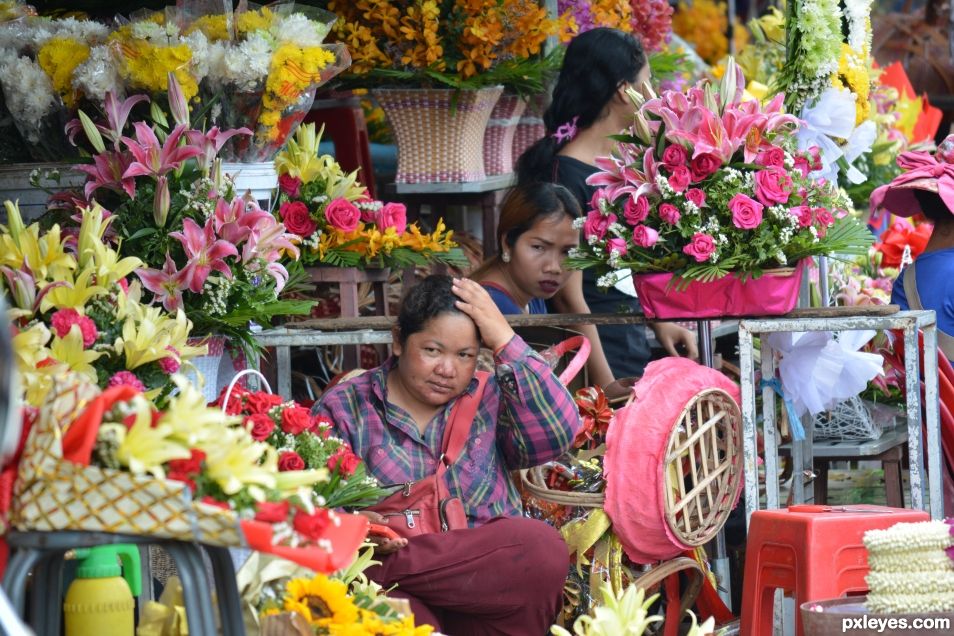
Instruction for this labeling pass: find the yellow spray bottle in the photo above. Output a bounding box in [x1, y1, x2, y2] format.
[63, 544, 141, 636]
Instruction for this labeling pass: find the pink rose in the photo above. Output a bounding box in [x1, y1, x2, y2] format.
[668, 166, 691, 193]
[324, 198, 361, 232]
[756, 147, 786, 168]
[632, 225, 659, 248]
[682, 233, 717, 262]
[377, 202, 407, 234]
[583, 210, 616, 241]
[279, 201, 317, 237]
[623, 195, 649, 225]
[729, 193, 764, 230]
[589, 188, 608, 213]
[790, 205, 813, 228]
[754, 167, 793, 206]
[685, 188, 706, 207]
[808, 146, 823, 171]
[278, 174, 301, 198]
[813, 207, 834, 236]
[690, 153, 722, 181]
[661, 144, 688, 168]
[107, 371, 145, 392]
[606, 237, 628, 256]
[793, 154, 811, 178]
[658, 203, 681, 224]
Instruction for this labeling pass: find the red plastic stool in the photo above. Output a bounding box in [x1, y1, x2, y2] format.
[304, 94, 376, 198]
[741, 505, 929, 636]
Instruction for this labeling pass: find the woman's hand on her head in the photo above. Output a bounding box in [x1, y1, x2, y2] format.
[650, 322, 699, 360]
[451, 277, 515, 351]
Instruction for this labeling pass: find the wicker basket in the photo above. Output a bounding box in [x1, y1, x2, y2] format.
[483, 93, 527, 176]
[373, 86, 503, 184]
[511, 92, 547, 163]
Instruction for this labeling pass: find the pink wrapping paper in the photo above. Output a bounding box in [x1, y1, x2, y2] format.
[633, 260, 806, 319]
[604, 357, 742, 564]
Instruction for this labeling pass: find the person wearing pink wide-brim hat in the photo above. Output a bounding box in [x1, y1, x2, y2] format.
[871, 135, 954, 358]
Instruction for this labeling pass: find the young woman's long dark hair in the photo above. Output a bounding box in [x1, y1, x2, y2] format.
[516, 27, 647, 185]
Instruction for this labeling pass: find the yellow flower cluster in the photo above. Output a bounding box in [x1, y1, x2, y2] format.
[316, 220, 455, 263]
[330, 0, 554, 80]
[260, 44, 337, 139]
[112, 39, 199, 102]
[37, 37, 90, 108]
[836, 43, 872, 125]
[672, 0, 749, 65]
[267, 575, 433, 636]
[187, 7, 277, 41]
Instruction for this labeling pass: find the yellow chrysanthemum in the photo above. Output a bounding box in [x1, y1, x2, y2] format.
[236, 7, 274, 35]
[114, 40, 198, 102]
[187, 14, 231, 41]
[260, 44, 336, 141]
[836, 43, 872, 125]
[284, 576, 358, 626]
[37, 37, 90, 108]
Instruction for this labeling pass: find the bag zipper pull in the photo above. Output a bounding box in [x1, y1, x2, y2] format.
[404, 509, 416, 528]
[402, 481, 413, 496]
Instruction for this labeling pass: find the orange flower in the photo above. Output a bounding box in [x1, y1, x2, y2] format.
[874, 221, 933, 269]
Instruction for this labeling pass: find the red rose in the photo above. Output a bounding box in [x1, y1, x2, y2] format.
[167, 473, 196, 493]
[278, 174, 301, 197]
[246, 413, 276, 441]
[661, 144, 688, 168]
[246, 392, 283, 415]
[689, 153, 721, 181]
[667, 166, 691, 193]
[215, 384, 249, 415]
[279, 201, 317, 237]
[327, 446, 361, 476]
[278, 450, 306, 472]
[293, 508, 331, 540]
[254, 500, 290, 523]
[167, 449, 206, 476]
[281, 407, 313, 435]
[324, 198, 361, 232]
[623, 195, 649, 225]
[685, 188, 706, 208]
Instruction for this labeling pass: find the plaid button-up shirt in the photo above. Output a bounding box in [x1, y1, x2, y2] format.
[313, 335, 582, 525]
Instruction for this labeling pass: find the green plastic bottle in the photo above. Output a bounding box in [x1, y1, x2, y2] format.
[63, 544, 141, 636]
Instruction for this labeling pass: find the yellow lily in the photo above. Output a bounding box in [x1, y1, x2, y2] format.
[41, 267, 107, 313]
[200, 428, 277, 496]
[49, 325, 104, 381]
[115, 307, 173, 369]
[166, 310, 207, 361]
[1, 202, 75, 280]
[12, 323, 62, 405]
[116, 395, 192, 478]
[77, 209, 142, 288]
[273, 468, 329, 494]
[159, 375, 239, 447]
[274, 122, 324, 183]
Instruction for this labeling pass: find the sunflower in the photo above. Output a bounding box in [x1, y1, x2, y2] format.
[284, 576, 359, 626]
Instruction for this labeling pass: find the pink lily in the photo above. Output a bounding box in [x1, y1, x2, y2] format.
[122, 122, 202, 181]
[136, 254, 188, 312]
[170, 218, 238, 293]
[243, 218, 300, 265]
[167, 72, 190, 127]
[74, 151, 136, 199]
[185, 126, 252, 172]
[212, 197, 272, 245]
[669, 107, 737, 162]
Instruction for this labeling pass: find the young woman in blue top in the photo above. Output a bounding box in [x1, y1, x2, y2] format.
[471, 181, 631, 396]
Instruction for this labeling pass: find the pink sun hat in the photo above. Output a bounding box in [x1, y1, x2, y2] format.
[870, 134, 954, 218]
[603, 357, 743, 564]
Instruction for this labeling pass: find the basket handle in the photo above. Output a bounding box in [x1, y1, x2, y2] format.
[542, 335, 591, 386]
[221, 369, 273, 413]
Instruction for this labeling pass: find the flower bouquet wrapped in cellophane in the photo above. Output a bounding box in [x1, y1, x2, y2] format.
[273, 123, 469, 270]
[184, 1, 351, 162]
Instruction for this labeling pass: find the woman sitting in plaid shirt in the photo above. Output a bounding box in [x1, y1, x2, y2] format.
[314, 274, 582, 634]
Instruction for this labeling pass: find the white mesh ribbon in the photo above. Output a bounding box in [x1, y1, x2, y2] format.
[764, 330, 885, 417]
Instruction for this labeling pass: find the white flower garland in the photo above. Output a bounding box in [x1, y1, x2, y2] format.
[843, 0, 873, 55]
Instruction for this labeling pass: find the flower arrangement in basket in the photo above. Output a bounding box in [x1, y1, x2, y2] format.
[2, 203, 205, 407]
[566, 60, 874, 318]
[11, 366, 368, 572]
[274, 123, 468, 269]
[214, 381, 389, 510]
[56, 79, 313, 350]
[327, 0, 561, 92]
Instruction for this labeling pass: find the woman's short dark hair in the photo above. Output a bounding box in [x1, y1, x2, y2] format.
[516, 27, 647, 184]
[914, 189, 954, 224]
[396, 275, 464, 345]
[499, 181, 582, 252]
